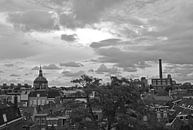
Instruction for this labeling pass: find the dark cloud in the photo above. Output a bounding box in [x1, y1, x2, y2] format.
[95, 47, 154, 70]
[0, 0, 45, 12]
[94, 26, 193, 69]
[60, 61, 83, 67]
[59, 13, 79, 28]
[61, 34, 77, 41]
[10, 74, 20, 77]
[62, 70, 85, 77]
[8, 10, 58, 31]
[4, 63, 14, 67]
[0, 70, 4, 73]
[88, 0, 193, 71]
[72, 0, 123, 24]
[90, 39, 121, 48]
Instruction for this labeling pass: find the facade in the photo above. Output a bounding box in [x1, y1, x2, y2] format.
[152, 74, 175, 88]
[151, 59, 177, 92]
[0, 83, 31, 94]
[141, 77, 149, 88]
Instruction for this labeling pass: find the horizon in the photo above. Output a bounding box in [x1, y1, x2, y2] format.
[0, 0, 193, 86]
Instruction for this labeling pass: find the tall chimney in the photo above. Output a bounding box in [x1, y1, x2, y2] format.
[159, 59, 163, 79]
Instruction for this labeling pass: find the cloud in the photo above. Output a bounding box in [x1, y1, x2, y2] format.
[62, 70, 85, 77]
[0, 22, 41, 59]
[95, 64, 120, 75]
[42, 64, 61, 70]
[95, 47, 154, 70]
[59, 13, 79, 28]
[10, 74, 20, 77]
[89, 0, 193, 69]
[1, 0, 193, 85]
[32, 64, 61, 70]
[4, 63, 14, 67]
[8, 10, 58, 31]
[32, 66, 40, 70]
[88, 69, 94, 73]
[61, 34, 77, 41]
[0, 0, 46, 12]
[72, 0, 123, 24]
[49, 0, 67, 5]
[164, 64, 193, 83]
[90, 39, 121, 48]
[0, 39, 38, 59]
[165, 64, 193, 76]
[0, 70, 4, 73]
[57, 0, 125, 28]
[60, 61, 83, 67]
[123, 67, 137, 72]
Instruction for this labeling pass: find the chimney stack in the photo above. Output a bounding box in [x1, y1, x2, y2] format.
[159, 59, 163, 79]
[14, 95, 18, 108]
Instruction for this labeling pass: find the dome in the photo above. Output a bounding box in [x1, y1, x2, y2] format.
[33, 66, 48, 90]
[34, 76, 48, 84]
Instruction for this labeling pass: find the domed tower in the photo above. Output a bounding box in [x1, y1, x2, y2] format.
[33, 66, 48, 90]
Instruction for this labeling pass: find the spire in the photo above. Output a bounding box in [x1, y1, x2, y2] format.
[39, 65, 43, 77]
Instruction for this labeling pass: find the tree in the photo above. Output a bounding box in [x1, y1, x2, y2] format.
[71, 75, 164, 130]
[97, 76, 146, 130]
[71, 75, 101, 129]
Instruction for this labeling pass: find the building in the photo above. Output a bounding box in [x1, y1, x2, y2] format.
[141, 77, 149, 88]
[0, 96, 23, 130]
[28, 67, 61, 107]
[151, 59, 176, 93]
[33, 66, 48, 91]
[0, 83, 31, 95]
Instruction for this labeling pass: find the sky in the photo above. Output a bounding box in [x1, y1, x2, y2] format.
[0, 0, 193, 86]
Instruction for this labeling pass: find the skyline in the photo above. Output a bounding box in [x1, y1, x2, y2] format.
[0, 0, 193, 86]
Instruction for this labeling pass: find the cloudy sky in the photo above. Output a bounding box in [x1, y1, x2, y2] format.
[0, 0, 193, 86]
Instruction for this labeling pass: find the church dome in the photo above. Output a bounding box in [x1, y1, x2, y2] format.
[33, 66, 48, 90]
[34, 76, 48, 84]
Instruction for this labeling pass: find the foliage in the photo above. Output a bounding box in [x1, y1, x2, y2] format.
[70, 75, 163, 130]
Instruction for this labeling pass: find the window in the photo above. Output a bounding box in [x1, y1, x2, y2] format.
[35, 118, 40, 124]
[33, 100, 37, 105]
[30, 100, 33, 106]
[42, 100, 45, 105]
[38, 99, 41, 105]
[41, 118, 46, 125]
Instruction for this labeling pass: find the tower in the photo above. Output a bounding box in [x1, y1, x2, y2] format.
[159, 59, 163, 79]
[33, 66, 48, 90]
